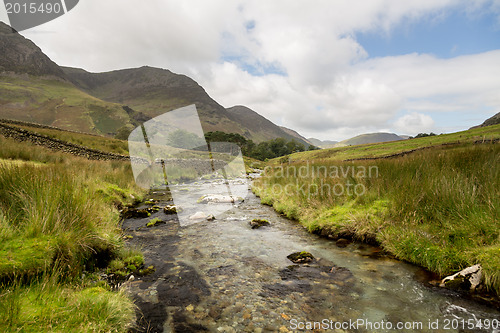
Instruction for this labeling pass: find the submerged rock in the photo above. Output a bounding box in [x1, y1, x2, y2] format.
[189, 211, 208, 220]
[440, 264, 483, 291]
[249, 219, 270, 229]
[121, 207, 156, 219]
[287, 251, 314, 264]
[335, 238, 351, 248]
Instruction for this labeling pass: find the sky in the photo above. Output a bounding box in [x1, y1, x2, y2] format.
[1, 0, 500, 141]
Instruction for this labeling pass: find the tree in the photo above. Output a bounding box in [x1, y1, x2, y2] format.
[168, 129, 205, 148]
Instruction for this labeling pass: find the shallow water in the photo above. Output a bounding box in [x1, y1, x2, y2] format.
[123, 178, 500, 333]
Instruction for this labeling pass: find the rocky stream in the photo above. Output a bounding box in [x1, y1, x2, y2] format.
[121, 176, 500, 333]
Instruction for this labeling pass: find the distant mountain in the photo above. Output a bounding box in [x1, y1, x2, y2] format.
[0, 22, 309, 143]
[307, 138, 338, 148]
[278, 126, 312, 146]
[336, 132, 405, 147]
[470, 112, 500, 129]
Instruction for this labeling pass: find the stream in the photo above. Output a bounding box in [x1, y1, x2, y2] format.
[122, 176, 500, 333]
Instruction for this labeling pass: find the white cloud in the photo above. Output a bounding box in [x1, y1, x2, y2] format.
[394, 112, 435, 134]
[12, 0, 500, 141]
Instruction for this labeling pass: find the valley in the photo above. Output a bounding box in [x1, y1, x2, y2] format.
[0, 19, 499, 333]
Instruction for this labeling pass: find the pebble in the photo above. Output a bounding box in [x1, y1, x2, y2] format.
[242, 311, 252, 320]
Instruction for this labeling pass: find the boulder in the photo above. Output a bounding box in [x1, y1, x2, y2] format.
[440, 264, 482, 291]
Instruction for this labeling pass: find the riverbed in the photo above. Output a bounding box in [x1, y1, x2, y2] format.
[122, 177, 500, 333]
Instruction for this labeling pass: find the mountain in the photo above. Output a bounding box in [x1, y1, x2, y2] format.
[336, 132, 405, 147]
[221, 105, 309, 145]
[470, 112, 500, 129]
[307, 138, 338, 148]
[63, 68, 309, 144]
[278, 126, 312, 146]
[0, 22, 309, 143]
[0, 22, 65, 78]
[0, 21, 151, 134]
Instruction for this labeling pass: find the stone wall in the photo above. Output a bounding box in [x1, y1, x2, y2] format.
[0, 121, 130, 161]
[0, 121, 232, 170]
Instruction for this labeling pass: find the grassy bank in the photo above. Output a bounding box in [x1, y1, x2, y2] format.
[253, 142, 500, 293]
[0, 135, 146, 332]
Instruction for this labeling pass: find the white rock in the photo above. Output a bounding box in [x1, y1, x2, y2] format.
[440, 264, 482, 291]
[198, 194, 243, 204]
[189, 211, 208, 220]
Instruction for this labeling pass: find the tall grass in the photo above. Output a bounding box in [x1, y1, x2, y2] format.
[0, 279, 135, 332]
[254, 143, 500, 292]
[0, 158, 144, 279]
[0, 135, 146, 331]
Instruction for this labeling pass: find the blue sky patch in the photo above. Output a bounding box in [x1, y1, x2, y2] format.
[356, 8, 500, 58]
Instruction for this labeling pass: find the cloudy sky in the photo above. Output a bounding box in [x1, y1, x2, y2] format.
[2, 0, 500, 141]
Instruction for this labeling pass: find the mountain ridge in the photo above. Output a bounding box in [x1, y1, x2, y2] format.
[0, 21, 309, 143]
[63, 67, 310, 144]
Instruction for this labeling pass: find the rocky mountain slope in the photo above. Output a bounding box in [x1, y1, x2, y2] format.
[0, 22, 65, 78]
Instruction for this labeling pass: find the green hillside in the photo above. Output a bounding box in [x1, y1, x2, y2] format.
[337, 132, 404, 147]
[0, 74, 147, 135]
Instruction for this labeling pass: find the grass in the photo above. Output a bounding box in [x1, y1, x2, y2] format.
[253, 141, 500, 293]
[0, 280, 135, 332]
[0, 135, 147, 331]
[280, 124, 500, 163]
